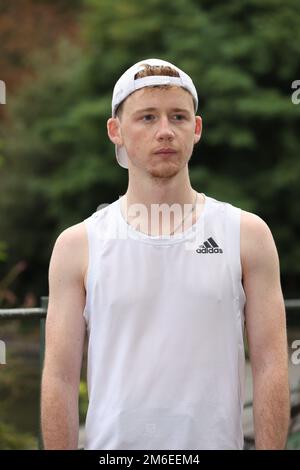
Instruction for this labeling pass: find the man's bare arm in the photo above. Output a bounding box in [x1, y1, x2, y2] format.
[41, 223, 88, 449]
[241, 211, 290, 450]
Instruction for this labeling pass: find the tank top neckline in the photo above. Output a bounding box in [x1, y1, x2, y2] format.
[116, 192, 211, 245]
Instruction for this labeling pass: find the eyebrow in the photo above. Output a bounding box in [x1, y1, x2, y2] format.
[132, 107, 192, 116]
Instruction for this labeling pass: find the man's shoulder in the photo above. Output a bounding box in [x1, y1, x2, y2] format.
[206, 196, 273, 242]
[52, 222, 88, 283]
[55, 221, 87, 247]
[240, 210, 277, 271]
[240, 209, 272, 239]
[55, 199, 119, 249]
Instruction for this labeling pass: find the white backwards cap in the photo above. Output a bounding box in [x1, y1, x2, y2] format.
[111, 58, 198, 169]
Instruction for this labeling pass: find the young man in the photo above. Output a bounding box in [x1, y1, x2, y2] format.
[41, 58, 290, 450]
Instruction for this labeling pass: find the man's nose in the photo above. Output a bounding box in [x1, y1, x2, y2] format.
[156, 116, 175, 140]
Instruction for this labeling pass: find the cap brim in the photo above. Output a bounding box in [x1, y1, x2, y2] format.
[115, 145, 129, 169]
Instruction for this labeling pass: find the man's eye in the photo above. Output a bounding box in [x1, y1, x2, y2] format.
[173, 114, 185, 120]
[142, 114, 155, 121]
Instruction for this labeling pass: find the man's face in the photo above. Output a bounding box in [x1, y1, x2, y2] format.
[109, 86, 202, 178]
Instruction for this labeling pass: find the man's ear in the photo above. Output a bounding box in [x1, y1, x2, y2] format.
[194, 116, 202, 144]
[107, 117, 123, 146]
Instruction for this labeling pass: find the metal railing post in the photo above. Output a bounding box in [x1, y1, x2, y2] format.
[38, 296, 48, 450]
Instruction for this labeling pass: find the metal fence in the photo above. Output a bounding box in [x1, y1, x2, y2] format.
[0, 296, 48, 449]
[0, 297, 299, 450]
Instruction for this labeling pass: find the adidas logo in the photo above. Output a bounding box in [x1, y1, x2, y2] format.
[196, 237, 223, 254]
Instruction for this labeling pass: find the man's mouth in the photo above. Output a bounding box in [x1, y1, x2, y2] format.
[154, 148, 177, 155]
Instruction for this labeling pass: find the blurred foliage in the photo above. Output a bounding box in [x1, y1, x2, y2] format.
[0, 241, 7, 263]
[0, 261, 29, 307]
[0, 0, 300, 301]
[0, 335, 39, 449]
[287, 431, 300, 450]
[0, 422, 35, 450]
[79, 380, 88, 423]
[0, 0, 83, 90]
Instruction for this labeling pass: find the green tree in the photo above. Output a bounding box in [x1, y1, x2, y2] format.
[1, 0, 300, 299]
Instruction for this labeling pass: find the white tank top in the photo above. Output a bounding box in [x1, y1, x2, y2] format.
[83, 194, 246, 450]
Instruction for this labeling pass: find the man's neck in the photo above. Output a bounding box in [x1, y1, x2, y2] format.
[125, 168, 195, 207]
[120, 173, 204, 236]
